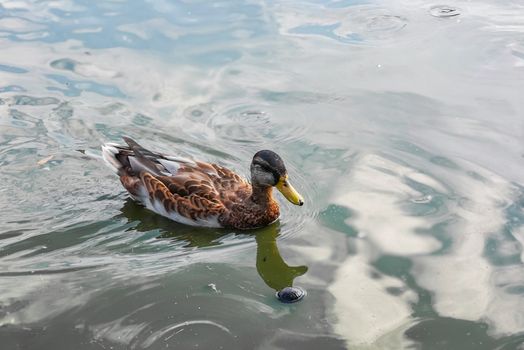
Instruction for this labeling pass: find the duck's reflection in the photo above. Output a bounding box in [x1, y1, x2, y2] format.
[118, 199, 308, 291]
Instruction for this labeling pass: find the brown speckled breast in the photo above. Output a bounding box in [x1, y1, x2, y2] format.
[220, 199, 280, 229]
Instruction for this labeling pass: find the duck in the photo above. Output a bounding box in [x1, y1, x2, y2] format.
[102, 137, 304, 229]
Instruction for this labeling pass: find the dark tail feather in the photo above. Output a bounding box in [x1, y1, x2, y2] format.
[123, 137, 158, 158]
[103, 137, 163, 177]
[121, 137, 163, 176]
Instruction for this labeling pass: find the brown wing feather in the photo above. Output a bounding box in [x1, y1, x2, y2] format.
[140, 172, 225, 221]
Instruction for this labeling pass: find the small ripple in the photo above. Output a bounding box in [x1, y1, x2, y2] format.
[0, 85, 26, 93]
[0, 229, 27, 241]
[50, 58, 119, 79]
[207, 103, 311, 147]
[0, 265, 103, 277]
[0, 64, 28, 74]
[9, 95, 60, 106]
[0, 17, 45, 33]
[141, 320, 232, 348]
[339, 9, 408, 43]
[45, 74, 125, 98]
[365, 15, 408, 33]
[210, 109, 272, 144]
[429, 6, 461, 18]
[287, 5, 408, 45]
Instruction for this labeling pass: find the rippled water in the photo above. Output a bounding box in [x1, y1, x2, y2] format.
[1, 0, 524, 349]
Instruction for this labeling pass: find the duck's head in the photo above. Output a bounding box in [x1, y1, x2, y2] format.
[250, 150, 304, 206]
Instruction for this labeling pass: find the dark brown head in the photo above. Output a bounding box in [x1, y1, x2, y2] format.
[250, 150, 304, 206]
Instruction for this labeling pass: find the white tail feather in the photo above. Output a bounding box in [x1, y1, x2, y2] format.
[101, 144, 122, 173]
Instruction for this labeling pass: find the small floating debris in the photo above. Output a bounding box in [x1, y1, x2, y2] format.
[37, 155, 54, 166]
[276, 286, 306, 303]
[411, 194, 433, 204]
[207, 283, 220, 293]
[430, 5, 461, 18]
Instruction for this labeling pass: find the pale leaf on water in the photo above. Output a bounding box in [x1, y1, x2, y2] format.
[37, 155, 54, 165]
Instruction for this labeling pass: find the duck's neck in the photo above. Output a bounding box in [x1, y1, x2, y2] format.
[250, 184, 275, 206]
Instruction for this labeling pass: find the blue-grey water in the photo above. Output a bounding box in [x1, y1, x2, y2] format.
[1, 0, 524, 349]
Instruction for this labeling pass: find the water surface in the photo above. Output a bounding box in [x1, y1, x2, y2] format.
[1, 0, 524, 349]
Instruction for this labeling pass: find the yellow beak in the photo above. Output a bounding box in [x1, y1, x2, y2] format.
[276, 176, 304, 206]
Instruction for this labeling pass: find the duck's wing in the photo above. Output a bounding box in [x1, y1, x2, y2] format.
[138, 172, 225, 227]
[102, 137, 250, 227]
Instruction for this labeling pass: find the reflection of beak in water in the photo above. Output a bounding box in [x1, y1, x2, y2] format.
[255, 225, 308, 291]
[118, 199, 308, 290]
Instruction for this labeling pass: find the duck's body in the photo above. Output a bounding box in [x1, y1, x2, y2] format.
[102, 138, 303, 229]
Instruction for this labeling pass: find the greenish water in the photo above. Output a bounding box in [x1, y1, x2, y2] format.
[1, 0, 524, 349]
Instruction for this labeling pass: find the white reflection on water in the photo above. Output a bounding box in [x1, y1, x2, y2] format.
[335, 153, 442, 255]
[0, 273, 95, 325]
[330, 150, 523, 345]
[330, 244, 417, 344]
[328, 152, 437, 344]
[413, 161, 513, 324]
